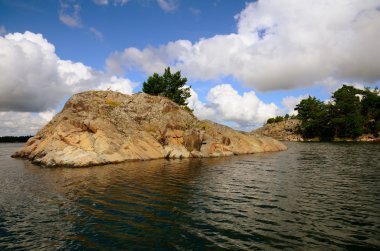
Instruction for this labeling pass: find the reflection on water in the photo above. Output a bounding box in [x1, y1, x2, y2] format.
[0, 142, 379, 250]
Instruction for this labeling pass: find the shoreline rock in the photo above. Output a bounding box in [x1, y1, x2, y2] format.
[12, 91, 287, 167]
[253, 119, 303, 141]
[357, 134, 380, 142]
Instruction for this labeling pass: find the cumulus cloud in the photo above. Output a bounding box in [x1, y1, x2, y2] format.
[0, 112, 51, 136]
[0, 32, 71, 112]
[59, 2, 82, 28]
[186, 89, 216, 119]
[0, 31, 136, 135]
[157, 0, 178, 12]
[107, 0, 380, 90]
[0, 31, 136, 112]
[95, 76, 136, 94]
[188, 84, 278, 129]
[281, 94, 309, 116]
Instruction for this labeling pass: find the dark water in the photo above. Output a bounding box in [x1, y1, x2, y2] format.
[0, 142, 379, 250]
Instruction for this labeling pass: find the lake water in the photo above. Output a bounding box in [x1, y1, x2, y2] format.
[0, 142, 379, 250]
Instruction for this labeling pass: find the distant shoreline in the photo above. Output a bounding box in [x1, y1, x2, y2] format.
[253, 119, 380, 142]
[0, 136, 33, 143]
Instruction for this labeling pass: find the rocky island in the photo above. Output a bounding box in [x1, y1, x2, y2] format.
[12, 91, 286, 167]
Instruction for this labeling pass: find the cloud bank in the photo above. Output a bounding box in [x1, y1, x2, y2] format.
[107, 0, 380, 91]
[188, 84, 278, 129]
[0, 31, 135, 112]
[0, 31, 136, 135]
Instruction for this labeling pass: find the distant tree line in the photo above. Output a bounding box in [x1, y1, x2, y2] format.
[295, 85, 380, 140]
[267, 85, 380, 140]
[0, 136, 33, 143]
[266, 114, 296, 124]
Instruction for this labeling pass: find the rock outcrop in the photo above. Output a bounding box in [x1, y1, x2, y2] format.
[13, 91, 287, 167]
[357, 134, 380, 142]
[253, 119, 303, 141]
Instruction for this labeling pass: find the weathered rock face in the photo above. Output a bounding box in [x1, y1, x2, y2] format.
[13, 91, 287, 167]
[253, 119, 303, 141]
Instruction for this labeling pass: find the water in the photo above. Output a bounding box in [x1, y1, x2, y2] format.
[0, 142, 379, 250]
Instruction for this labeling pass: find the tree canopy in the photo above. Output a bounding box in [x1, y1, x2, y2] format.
[266, 85, 380, 140]
[295, 85, 380, 140]
[142, 67, 191, 106]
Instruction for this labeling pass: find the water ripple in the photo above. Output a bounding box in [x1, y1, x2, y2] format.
[0, 142, 380, 250]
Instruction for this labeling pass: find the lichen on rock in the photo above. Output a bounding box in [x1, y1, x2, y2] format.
[12, 91, 287, 167]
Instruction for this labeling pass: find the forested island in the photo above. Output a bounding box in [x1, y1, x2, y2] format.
[265, 85, 380, 141]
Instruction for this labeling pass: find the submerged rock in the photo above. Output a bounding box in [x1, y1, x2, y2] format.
[13, 91, 287, 167]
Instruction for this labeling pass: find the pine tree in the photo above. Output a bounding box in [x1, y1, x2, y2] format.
[142, 67, 191, 106]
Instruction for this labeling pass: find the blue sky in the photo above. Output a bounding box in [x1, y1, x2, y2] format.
[0, 0, 379, 135]
[1, 0, 244, 69]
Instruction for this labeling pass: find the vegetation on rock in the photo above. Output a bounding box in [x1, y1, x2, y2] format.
[266, 114, 296, 124]
[296, 85, 379, 140]
[263, 85, 380, 141]
[142, 67, 191, 106]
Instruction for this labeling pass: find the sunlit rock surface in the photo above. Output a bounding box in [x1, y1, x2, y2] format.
[13, 91, 286, 167]
[253, 119, 303, 141]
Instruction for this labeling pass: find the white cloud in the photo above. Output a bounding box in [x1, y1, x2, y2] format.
[319, 77, 372, 94]
[0, 112, 51, 136]
[89, 27, 103, 40]
[0, 31, 136, 135]
[157, 0, 178, 12]
[0, 32, 71, 112]
[95, 76, 136, 94]
[107, 1, 380, 91]
[188, 84, 279, 129]
[59, 2, 82, 28]
[0, 25, 6, 35]
[93, 0, 129, 6]
[38, 109, 57, 122]
[93, 0, 109, 5]
[186, 89, 216, 119]
[281, 94, 309, 116]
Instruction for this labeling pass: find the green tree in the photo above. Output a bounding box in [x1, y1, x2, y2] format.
[142, 67, 191, 106]
[274, 116, 284, 123]
[266, 118, 275, 124]
[331, 85, 363, 138]
[361, 87, 380, 136]
[295, 96, 332, 139]
[294, 85, 380, 140]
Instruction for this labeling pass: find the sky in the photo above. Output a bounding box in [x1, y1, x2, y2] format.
[1, 0, 380, 136]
